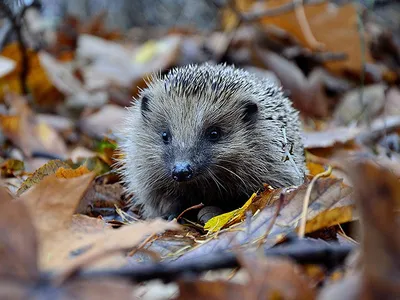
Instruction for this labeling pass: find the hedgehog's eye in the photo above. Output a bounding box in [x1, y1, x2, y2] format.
[161, 131, 171, 144]
[206, 126, 222, 142]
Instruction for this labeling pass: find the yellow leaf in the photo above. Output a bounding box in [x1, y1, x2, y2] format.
[306, 161, 327, 177]
[303, 205, 354, 234]
[55, 165, 91, 179]
[0, 43, 63, 105]
[134, 40, 158, 63]
[0, 115, 20, 135]
[204, 193, 256, 232]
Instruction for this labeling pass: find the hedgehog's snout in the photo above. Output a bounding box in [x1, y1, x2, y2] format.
[171, 162, 193, 182]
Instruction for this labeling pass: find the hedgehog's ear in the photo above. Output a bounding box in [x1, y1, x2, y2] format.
[140, 95, 150, 119]
[242, 101, 258, 124]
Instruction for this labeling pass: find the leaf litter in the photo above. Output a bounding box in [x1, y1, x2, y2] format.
[0, 0, 400, 299]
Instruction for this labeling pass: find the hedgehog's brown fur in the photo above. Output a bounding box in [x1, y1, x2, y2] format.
[117, 63, 306, 219]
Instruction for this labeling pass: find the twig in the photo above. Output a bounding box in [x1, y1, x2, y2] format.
[240, 0, 327, 22]
[176, 203, 204, 221]
[257, 189, 286, 248]
[298, 166, 332, 238]
[68, 242, 354, 283]
[0, 0, 29, 94]
[293, 0, 324, 50]
[128, 233, 156, 257]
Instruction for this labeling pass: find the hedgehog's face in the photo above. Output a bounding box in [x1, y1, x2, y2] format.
[138, 89, 260, 187]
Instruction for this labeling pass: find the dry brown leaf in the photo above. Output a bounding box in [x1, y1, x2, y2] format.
[18, 172, 95, 234]
[1, 159, 25, 177]
[302, 127, 361, 149]
[17, 159, 71, 196]
[0, 94, 67, 158]
[333, 84, 387, 125]
[175, 178, 353, 261]
[61, 278, 135, 300]
[79, 104, 127, 139]
[57, 219, 179, 278]
[351, 160, 400, 299]
[177, 280, 251, 300]
[77, 178, 126, 219]
[0, 196, 135, 299]
[0, 55, 16, 77]
[0, 43, 63, 105]
[0, 198, 38, 281]
[256, 0, 372, 75]
[253, 46, 329, 117]
[177, 256, 315, 300]
[239, 256, 316, 300]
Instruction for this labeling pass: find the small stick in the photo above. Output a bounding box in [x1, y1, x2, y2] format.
[176, 203, 204, 221]
[128, 233, 156, 257]
[298, 166, 332, 238]
[0, 1, 29, 94]
[293, 0, 325, 50]
[257, 189, 286, 248]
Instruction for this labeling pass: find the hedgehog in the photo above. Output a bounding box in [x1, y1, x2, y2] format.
[117, 63, 306, 219]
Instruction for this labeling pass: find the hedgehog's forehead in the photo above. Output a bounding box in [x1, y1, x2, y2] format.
[149, 68, 255, 105]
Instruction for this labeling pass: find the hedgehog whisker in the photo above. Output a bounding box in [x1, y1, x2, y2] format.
[217, 158, 261, 186]
[214, 164, 248, 191]
[205, 167, 227, 197]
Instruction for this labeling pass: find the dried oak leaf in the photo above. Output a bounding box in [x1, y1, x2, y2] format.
[0, 192, 38, 282]
[319, 159, 400, 300]
[0, 94, 67, 158]
[257, 0, 372, 75]
[175, 177, 354, 261]
[17, 159, 71, 196]
[0, 43, 63, 106]
[177, 256, 315, 300]
[17, 171, 178, 272]
[17, 172, 96, 270]
[351, 160, 400, 299]
[0, 195, 135, 299]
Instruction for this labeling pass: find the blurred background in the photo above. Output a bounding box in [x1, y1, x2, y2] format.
[0, 0, 399, 185]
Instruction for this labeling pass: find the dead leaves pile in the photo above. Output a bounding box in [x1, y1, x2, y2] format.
[0, 0, 400, 299]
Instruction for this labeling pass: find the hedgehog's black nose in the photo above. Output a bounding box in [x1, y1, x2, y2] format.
[172, 162, 193, 182]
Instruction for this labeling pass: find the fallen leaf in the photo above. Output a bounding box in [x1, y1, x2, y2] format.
[0, 196, 38, 281]
[18, 172, 96, 269]
[177, 279, 251, 300]
[303, 127, 361, 149]
[204, 193, 256, 232]
[18, 172, 95, 234]
[17, 159, 71, 196]
[239, 256, 316, 300]
[0, 94, 67, 158]
[173, 178, 354, 262]
[39, 51, 109, 109]
[0, 43, 63, 106]
[177, 256, 315, 300]
[253, 46, 329, 117]
[0, 192, 135, 299]
[57, 219, 179, 278]
[79, 104, 127, 139]
[256, 0, 373, 75]
[0, 159, 25, 177]
[55, 165, 91, 179]
[0, 55, 16, 77]
[333, 84, 387, 125]
[350, 159, 400, 299]
[77, 176, 127, 220]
